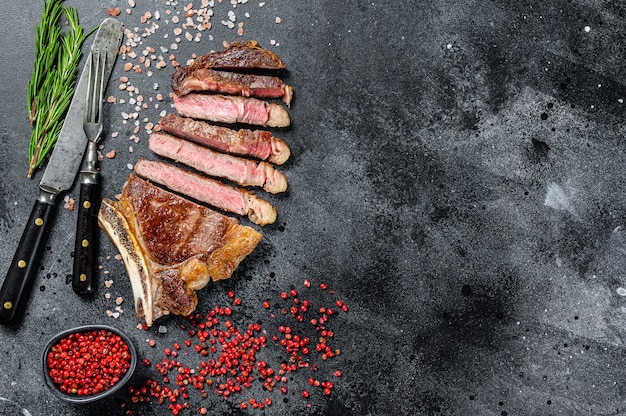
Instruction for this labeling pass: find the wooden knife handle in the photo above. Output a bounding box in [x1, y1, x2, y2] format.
[72, 180, 100, 295]
[0, 199, 55, 325]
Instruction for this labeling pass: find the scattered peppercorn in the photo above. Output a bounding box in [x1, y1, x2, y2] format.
[123, 279, 347, 414]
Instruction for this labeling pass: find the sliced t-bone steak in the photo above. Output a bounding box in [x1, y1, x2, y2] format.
[173, 93, 290, 128]
[191, 40, 285, 70]
[134, 159, 277, 226]
[98, 174, 262, 326]
[171, 67, 293, 107]
[159, 113, 290, 165]
[149, 131, 288, 194]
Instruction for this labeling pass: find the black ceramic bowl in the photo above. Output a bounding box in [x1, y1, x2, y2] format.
[42, 324, 137, 404]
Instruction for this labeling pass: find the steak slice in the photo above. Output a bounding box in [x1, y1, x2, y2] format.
[173, 93, 290, 128]
[171, 67, 293, 107]
[149, 131, 288, 194]
[191, 40, 285, 70]
[98, 174, 262, 326]
[160, 113, 290, 165]
[134, 159, 277, 226]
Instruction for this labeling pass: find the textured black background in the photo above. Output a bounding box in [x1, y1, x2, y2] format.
[2, 0, 626, 415]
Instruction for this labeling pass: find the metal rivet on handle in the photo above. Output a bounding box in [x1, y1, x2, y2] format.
[3, 301, 12, 310]
[82, 239, 89, 248]
[83, 201, 91, 209]
[35, 218, 44, 226]
[80, 274, 87, 282]
[17, 260, 26, 268]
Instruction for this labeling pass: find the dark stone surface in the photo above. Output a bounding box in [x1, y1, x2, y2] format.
[2, 0, 626, 415]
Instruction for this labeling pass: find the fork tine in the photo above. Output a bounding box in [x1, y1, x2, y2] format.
[95, 51, 107, 123]
[84, 50, 107, 139]
[86, 50, 99, 124]
[85, 51, 93, 123]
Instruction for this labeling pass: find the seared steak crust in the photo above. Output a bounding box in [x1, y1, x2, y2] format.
[98, 175, 262, 326]
[191, 40, 285, 70]
[126, 174, 235, 265]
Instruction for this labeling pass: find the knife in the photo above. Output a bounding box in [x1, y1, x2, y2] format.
[0, 18, 124, 325]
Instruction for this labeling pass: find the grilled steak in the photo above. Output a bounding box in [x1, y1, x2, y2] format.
[173, 93, 290, 128]
[191, 40, 285, 70]
[98, 174, 262, 326]
[134, 159, 277, 226]
[159, 113, 290, 165]
[171, 67, 293, 107]
[149, 131, 288, 194]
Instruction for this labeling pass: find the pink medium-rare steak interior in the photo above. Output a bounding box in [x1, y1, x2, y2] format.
[171, 67, 293, 106]
[159, 113, 291, 165]
[134, 159, 277, 226]
[149, 131, 288, 194]
[173, 93, 290, 128]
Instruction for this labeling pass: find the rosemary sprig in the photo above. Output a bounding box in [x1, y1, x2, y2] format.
[27, 0, 63, 126]
[27, 2, 95, 178]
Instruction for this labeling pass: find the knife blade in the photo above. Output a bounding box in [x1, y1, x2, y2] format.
[0, 18, 124, 326]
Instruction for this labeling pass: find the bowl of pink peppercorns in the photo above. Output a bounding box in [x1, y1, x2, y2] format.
[42, 324, 137, 403]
